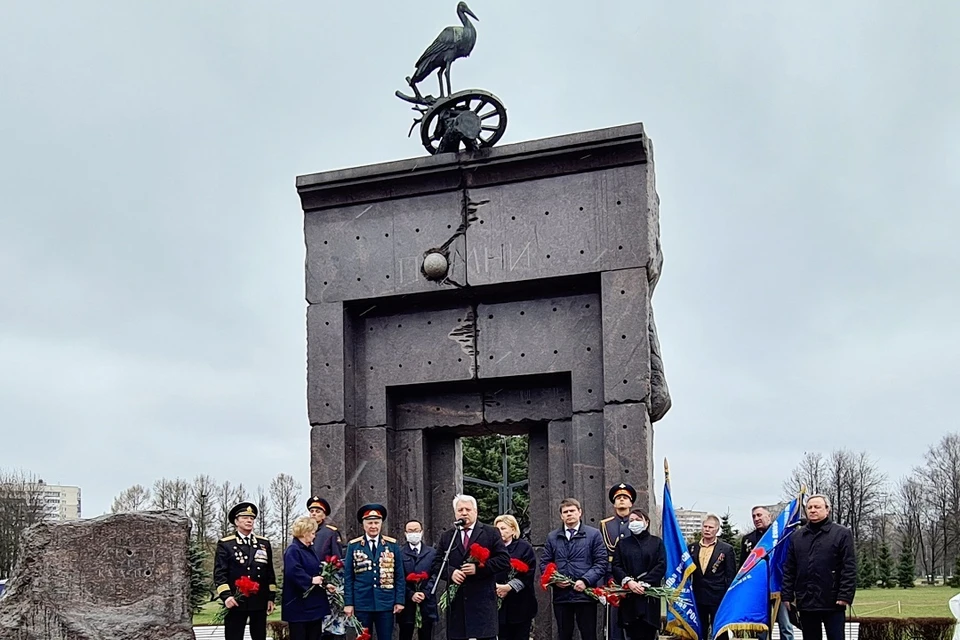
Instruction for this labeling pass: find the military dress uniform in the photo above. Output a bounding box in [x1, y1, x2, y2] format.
[601, 483, 638, 640]
[214, 502, 277, 640]
[307, 496, 346, 640]
[343, 504, 406, 640]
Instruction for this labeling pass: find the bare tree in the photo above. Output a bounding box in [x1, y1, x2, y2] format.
[110, 484, 152, 513]
[217, 481, 246, 538]
[919, 433, 960, 579]
[837, 450, 887, 545]
[189, 475, 217, 545]
[897, 474, 925, 569]
[152, 478, 191, 510]
[269, 473, 302, 548]
[0, 469, 48, 579]
[256, 485, 272, 539]
[782, 451, 828, 499]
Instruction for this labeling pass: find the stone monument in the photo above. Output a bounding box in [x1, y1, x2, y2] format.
[0, 510, 195, 640]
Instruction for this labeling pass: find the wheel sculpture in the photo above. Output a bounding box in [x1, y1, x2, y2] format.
[417, 90, 507, 155]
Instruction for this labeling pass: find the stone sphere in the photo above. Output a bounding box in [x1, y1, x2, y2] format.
[422, 252, 449, 280]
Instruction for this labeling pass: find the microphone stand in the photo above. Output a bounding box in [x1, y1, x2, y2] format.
[431, 522, 464, 596]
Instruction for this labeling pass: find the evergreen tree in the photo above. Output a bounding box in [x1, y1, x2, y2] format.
[188, 538, 210, 613]
[857, 550, 877, 589]
[896, 546, 916, 588]
[948, 555, 960, 588]
[719, 513, 740, 564]
[461, 435, 530, 535]
[876, 543, 894, 588]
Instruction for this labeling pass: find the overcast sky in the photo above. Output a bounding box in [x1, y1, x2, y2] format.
[2, 1, 957, 531]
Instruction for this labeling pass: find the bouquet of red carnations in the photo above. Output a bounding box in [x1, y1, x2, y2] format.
[213, 575, 260, 623]
[405, 571, 430, 628]
[438, 543, 490, 612]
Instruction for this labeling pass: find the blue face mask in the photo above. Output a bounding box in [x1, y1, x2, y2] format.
[629, 520, 647, 535]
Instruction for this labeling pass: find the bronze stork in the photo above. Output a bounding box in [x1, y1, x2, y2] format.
[405, 2, 479, 100]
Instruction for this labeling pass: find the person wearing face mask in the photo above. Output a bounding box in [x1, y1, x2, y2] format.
[611, 509, 666, 640]
[398, 519, 438, 640]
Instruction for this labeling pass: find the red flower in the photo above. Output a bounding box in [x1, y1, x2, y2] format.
[358, 629, 371, 640]
[235, 575, 260, 598]
[406, 571, 430, 583]
[468, 543, 490, 567]
[540, 562, 558, 590]
[606, 593, 622, 607]
[509, 558, 530, 573]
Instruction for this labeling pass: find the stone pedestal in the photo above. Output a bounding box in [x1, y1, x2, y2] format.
[0, 510, 195, 640]
[298, 123, 671, 640]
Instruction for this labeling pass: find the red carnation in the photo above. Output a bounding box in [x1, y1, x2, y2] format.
[468, 543, 491, 567]
[509, 558, 530, 573]
[235, 575, 260, 598]
[540, 562, 558, 590]
[406, 571, 430, 583]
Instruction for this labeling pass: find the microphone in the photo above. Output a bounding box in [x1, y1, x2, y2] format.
[454, 518, 467, 527]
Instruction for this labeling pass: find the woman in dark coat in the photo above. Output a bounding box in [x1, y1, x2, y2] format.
[612, 509, 667, 640]
[493, 514, 539, 640]
[282, 516, 332, 640]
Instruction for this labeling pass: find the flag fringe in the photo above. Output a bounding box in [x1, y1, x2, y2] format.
[714, 623, 769, 639]
[665, 618, 699, 640]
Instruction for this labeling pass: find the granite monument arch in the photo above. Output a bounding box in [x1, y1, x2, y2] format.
[298, 122, 670, 640]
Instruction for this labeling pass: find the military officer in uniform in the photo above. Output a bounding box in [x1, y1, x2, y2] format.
[214, 502, 277, 640]
[601, 483, 637, 640]
[343, 503, 406, 640]
[308, 496, 347, 640]
[308, 496, 344, 560]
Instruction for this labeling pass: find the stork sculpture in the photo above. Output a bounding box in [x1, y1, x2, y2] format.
[394, 2, 507, 156]
[406, 1, 478, 100]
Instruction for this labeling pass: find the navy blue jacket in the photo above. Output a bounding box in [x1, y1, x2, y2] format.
[398, 542, 439, 625]
[541, 523, 608, 604]
[282, 538, 332, 623]
[344, 534, 406, 612]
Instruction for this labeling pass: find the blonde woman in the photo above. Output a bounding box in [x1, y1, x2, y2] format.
[493, 514, 538, 640]
[282, 516, 331, 640]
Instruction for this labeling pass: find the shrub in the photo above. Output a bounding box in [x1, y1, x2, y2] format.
[267, 621, 290, 640]
[855, 617, 955, 640]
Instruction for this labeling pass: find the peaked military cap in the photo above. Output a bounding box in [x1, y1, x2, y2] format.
[608, 483, 637, 504]
[357, 503, 387, 522]
[307, 496, 331, 514]
[229, 501, 259, 522]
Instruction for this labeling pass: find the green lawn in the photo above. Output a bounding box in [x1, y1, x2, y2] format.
[849, 585, 956, 618]
[193, 601, 283, 626]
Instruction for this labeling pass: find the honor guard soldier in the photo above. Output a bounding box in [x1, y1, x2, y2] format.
[601, 483, 637, 640]
[343, 503, 406, 640]
[308, 496, 344, 560]
[214, 502, 277, 640]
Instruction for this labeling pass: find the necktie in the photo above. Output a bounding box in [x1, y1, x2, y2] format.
[369, 539, 376, 553]
[414, 545, 419, 556]
[567, 528, 576, 540]
[462, 529, 470, 549]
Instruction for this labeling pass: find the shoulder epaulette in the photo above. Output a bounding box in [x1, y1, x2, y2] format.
[382, 535, 396, 543]
[220, 535, 236, 542]
[350, 536, 364, 544]
[254, 535, 271, 543]
[600, 516, 614, 524]
[326, 524, 338, 531]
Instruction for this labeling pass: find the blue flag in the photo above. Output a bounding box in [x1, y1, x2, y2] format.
[712, 497, 803, 639]
[662, 466, 700, 640]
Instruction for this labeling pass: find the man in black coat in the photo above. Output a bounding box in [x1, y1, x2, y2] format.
[431, 494, 510, 640]
[213, 502, 277, 640]
[611, 509, 666, 640]
[308, 496, 343, 561]
[689, 514, 736, 640]
[399, 519, 439, 640]
[741, 505, 794, 640]
[781, 495, 856, 640]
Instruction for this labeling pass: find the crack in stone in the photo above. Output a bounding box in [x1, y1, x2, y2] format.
[448, 307, 477, 378]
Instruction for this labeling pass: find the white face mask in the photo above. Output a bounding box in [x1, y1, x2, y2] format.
[406, 532, 423, 545]
[628, 520, 647, 535]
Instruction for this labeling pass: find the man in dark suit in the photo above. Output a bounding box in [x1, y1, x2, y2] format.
[741, 505, 794, 640]
[431, 494, 510, 640]
[689, 513, 736, 640]
[213, 502, 277, 640]
[399, 519, 438, 640]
